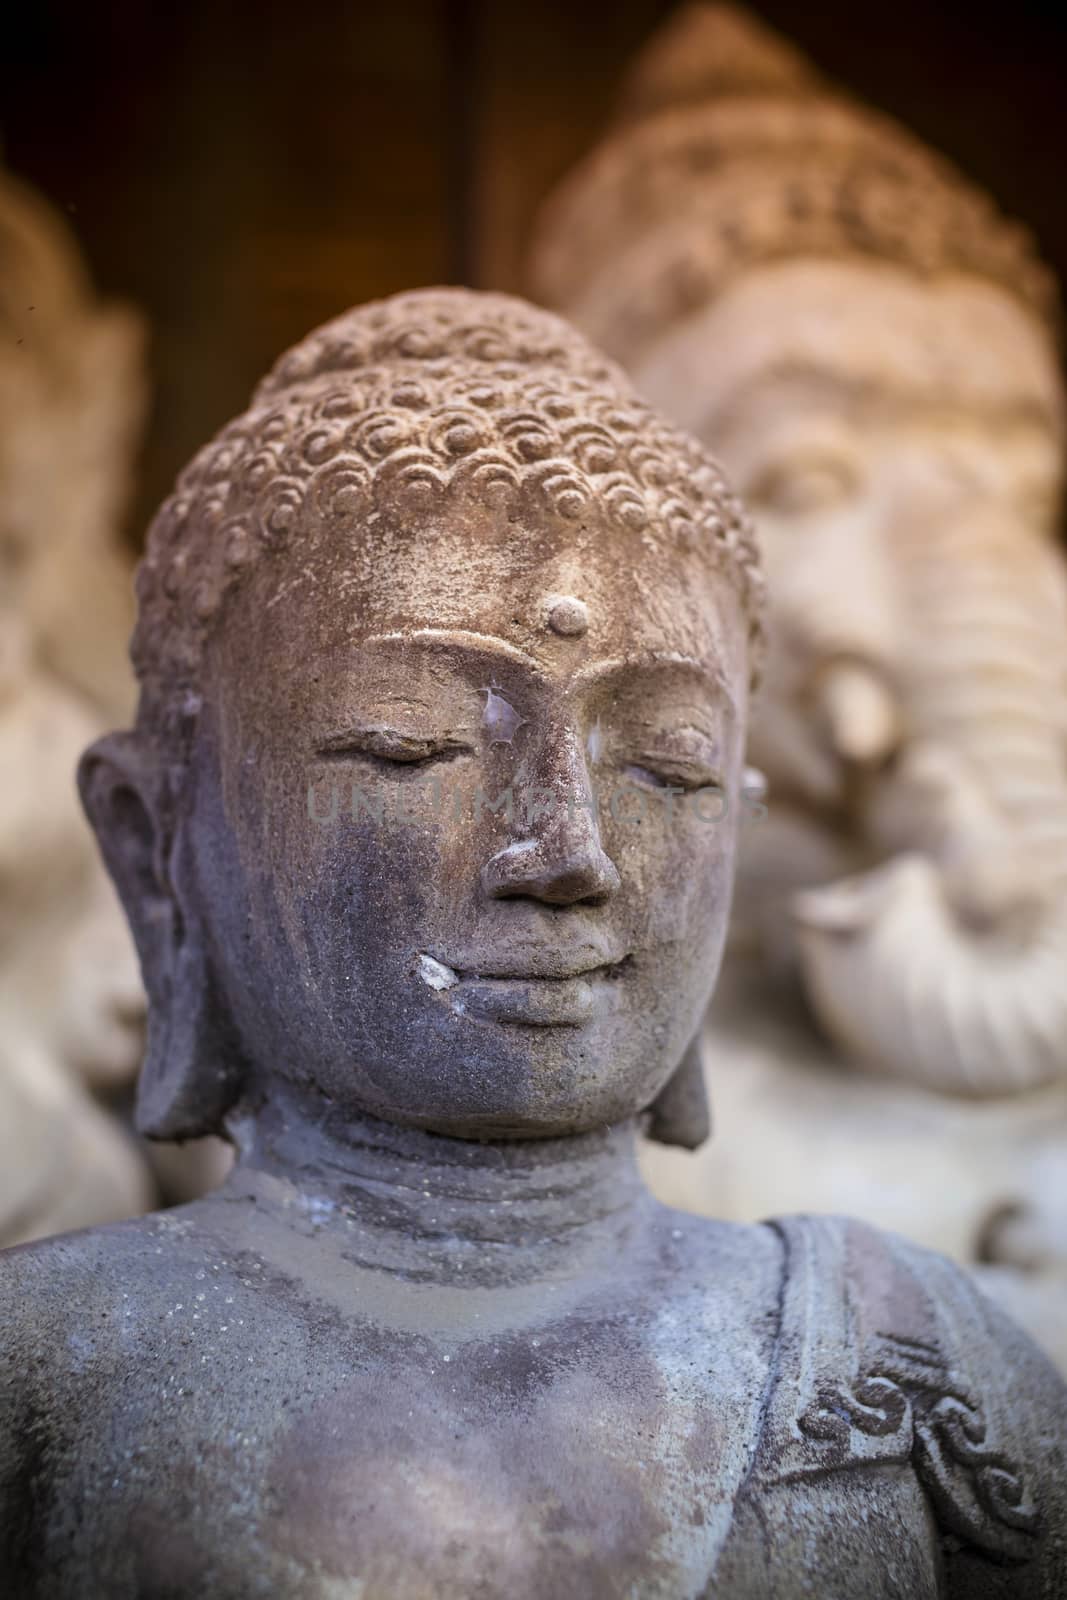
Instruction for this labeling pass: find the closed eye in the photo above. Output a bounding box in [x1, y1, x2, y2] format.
[623, 760, 723, 793]
[317, 727, 473, 765]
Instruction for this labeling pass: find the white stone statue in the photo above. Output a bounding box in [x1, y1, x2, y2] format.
[0, 168, 154, 1241]
[530, 2, 1067, 1368]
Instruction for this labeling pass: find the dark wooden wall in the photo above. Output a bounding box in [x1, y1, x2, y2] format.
[2, 0, 1063, 542]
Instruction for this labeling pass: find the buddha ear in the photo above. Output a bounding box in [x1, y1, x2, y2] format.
[78, 732, 175, 996]
[645, 1030, 711, 1150]
[78, 731, 239, 1141]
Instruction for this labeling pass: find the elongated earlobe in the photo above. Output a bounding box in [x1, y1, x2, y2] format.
[134, 929, 240, 1140]
[78, 732, 242, 1141]
[134, 822, 242, 1140]
[645, 1031, 710, 1149]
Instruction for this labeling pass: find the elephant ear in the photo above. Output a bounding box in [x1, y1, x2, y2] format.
[646, 1033, 710, 1149]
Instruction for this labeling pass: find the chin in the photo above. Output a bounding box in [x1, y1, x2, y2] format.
[342, 1032, 655, 1141]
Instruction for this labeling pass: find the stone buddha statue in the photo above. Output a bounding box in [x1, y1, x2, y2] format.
[529, 4, 1067, 1367]
[1, 287, 1064, 1598]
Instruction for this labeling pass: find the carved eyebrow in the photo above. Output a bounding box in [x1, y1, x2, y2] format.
[334, 632, 738, 715]
[364, 629, 541, 670]
[572, 654, 738, 716]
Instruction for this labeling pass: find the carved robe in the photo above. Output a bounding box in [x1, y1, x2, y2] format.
[716, 1216, 1063, 1597]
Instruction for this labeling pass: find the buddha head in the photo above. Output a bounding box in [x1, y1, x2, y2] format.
[530, 4, 1067, 1097]
[79, 289, 763, 1148]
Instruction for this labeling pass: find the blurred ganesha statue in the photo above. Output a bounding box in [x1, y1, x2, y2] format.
[531, 3, 1067, 1365]
[0, 166, 152, 1242]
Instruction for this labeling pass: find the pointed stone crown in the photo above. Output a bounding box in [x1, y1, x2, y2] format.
[529, 3, 1058, 362]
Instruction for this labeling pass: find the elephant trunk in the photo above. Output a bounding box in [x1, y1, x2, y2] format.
[794, 514, 1067, 1097]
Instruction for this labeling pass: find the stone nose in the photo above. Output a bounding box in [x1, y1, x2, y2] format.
[479, 732, 620, 908]
[480, 721, 623, 906]
[481, 833, 622, 905]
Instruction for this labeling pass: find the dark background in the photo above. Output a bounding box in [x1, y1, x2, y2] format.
[3, 0, 1064, 541]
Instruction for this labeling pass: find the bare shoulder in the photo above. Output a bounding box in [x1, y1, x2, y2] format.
[0, 1215, 175, 1403]
[1, 1209, 199, 1328]
[0, 1207, 241, 1527]
[0, 1218, 163, 1561]
[0, 1203, 243, 1407]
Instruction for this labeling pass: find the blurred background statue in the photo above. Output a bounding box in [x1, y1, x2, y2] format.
[530, 2, 1067, 1366]
[1, 165, 234, 1233]
[0, 165, 152, 1242]
[1, 167, 142, 720]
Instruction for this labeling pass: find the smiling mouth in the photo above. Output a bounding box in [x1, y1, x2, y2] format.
[416, 952, 633, 1026]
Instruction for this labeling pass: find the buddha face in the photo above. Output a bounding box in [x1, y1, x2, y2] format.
[182, 483, 747, 1137]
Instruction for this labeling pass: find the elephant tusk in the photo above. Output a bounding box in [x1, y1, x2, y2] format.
[816, 659, 902, 769]
[792, 861, 907, 936]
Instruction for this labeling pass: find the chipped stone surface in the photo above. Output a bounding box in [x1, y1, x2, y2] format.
[417, 953, 459, 991]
